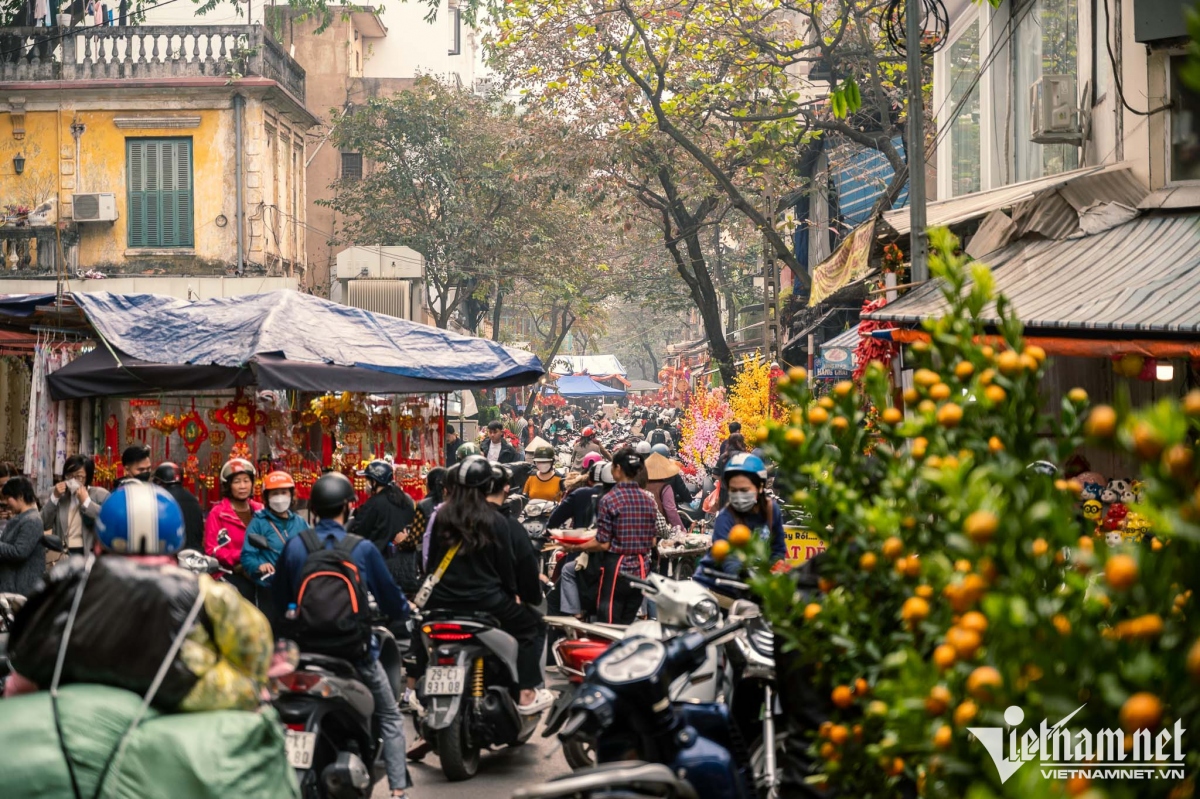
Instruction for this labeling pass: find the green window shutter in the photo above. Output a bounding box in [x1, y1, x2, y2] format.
[127, 138, 193, 248]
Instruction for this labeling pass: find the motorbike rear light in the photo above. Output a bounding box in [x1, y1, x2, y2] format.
[274, 671, 338, 698]
[436, 656, 457, 666]
[557, 638, 610, 680]
[285, 723, 306, 732]
[424, 622, 475, 641]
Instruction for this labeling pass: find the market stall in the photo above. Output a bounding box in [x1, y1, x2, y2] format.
[15, 290, 543, 507]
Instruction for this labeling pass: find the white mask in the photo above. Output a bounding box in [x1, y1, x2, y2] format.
[268, 494, 292, 514]
[536, 462, 553, 475]
[728, 490, 758, 513]
[65, 478, 81, 494]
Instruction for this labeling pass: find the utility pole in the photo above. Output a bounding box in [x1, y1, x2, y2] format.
[761, 190, 779, 362]
[905, 0, 928, 283]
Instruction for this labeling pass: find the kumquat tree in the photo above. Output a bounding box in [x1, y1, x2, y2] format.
[721, 227, 1200, 799]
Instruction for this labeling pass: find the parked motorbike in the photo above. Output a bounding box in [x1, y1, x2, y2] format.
[413, 608, 542, 781]
[544, 572, 727, 771]
[541, 620, 753, 799]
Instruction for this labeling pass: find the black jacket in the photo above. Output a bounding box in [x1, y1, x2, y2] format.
[165, 484, 206, 553]
[426, 506, 541, 607]
[485, 439, 520, 464]
[667, 473, 692, 507]
[547, 486, 600, 530]
[348, 485, 416, 554]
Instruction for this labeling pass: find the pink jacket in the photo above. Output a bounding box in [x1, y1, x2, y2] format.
[203, 497, 263, 570]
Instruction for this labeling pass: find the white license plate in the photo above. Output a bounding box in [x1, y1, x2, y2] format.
[285, 730, 317, 769]
[426, 666, 466, 696]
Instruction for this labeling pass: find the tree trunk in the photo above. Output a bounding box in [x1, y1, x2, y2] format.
[712, 223, 736, 336]
[639, 336, 660, 377]
[542, 306, 576, 366]
[490, 282, 504, 341]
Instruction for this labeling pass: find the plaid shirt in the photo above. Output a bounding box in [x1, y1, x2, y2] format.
[595, 482, 658, 572]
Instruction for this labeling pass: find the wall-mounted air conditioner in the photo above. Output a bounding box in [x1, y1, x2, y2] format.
[73, 192, 118, 222]
[1030, 75, 1082, 145]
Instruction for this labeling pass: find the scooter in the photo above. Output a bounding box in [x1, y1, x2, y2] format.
[537, 620, 753, 799]
[413, 608, 542, 781]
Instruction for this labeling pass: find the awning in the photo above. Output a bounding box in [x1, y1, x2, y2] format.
[875, 329, 1200, 359]
[809, 219, 876, 306]
[554, 374, 627, 397]
[627, 379, 663, 393]
[549, 354, 627, 378]
[878, 162, 1142, 237]
[865, 212, 1200, 345]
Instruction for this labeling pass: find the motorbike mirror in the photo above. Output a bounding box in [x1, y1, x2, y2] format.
[727, 599, 762, 622]
[247, 534, 272, 550]
[627, 577, 659, 596]
[41, 534, 66, 553]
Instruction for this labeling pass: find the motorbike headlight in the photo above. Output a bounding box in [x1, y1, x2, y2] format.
[687, 597, 720, 629]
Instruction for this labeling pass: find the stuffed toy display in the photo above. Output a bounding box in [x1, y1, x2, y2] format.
[1076, 472, 1152, 546]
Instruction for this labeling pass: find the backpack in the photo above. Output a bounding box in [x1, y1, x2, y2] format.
[286, 530, 373, 658]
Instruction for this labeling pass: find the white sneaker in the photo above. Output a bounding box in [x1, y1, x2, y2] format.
[518, 688, 555, 715]
[401, 688, 425, 718]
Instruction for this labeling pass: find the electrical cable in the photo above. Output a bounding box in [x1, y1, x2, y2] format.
[883, 0, 950, 54]
[1102, 0, 1172, 117]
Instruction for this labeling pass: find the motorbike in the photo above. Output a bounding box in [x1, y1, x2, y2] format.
[238, 534, 407, 799]
[544, 572, 727, 770]
[539, 620, 753, 799]
[413, 608, 542, 781]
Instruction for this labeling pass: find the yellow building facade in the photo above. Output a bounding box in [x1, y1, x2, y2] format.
[0, 25, 315, 276]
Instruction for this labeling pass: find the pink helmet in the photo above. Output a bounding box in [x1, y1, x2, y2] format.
[581, 452, 604, 471]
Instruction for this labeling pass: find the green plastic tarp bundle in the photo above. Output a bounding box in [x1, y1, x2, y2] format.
[0, 684, 300, 799]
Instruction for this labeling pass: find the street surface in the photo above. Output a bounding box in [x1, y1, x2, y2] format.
[371, 718, 571, 798]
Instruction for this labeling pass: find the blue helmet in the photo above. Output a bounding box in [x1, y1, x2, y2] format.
[723, 452, 768, 481]
[651, 443, 671, 457]
[95, 482, 186, 555]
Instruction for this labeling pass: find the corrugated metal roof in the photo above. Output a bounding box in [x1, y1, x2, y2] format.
[864, 212, 1200, 335]
[821, 324, 862, 350]
[879, 162, 1138, 237]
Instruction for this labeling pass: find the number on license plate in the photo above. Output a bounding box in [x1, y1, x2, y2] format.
[426, 666, 465, 696]
[285, 730, 317, 769]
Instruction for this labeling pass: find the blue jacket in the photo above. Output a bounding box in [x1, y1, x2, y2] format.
[698, 500, 788, 578]
[240, 508, 311, 587]
[273, 519, 410, 660]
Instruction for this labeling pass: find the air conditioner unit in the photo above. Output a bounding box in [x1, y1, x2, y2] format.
[73, 192, 118, 222]
[1030, 75, 1082, 145]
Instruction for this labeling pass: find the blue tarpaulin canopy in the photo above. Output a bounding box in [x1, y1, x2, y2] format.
[554, 374, 626, 398]
[42, 290, 544, 399]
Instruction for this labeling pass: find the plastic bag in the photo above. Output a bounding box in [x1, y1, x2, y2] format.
[9, 556, 201, 709]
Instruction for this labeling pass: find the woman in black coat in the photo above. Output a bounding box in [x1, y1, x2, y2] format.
[0, 477, 47, 597]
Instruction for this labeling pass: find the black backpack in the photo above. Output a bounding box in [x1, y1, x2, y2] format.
[285, 530, 373, 658]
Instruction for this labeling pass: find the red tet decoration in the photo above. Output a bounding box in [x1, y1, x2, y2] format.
[213, 389, 267, 443]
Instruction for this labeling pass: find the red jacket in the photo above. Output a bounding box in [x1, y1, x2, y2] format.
[203, 497, 263, 570]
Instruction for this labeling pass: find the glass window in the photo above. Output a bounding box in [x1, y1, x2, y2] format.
[341, 152, 363, 181]
[1013, 0, 1080, 182]
[1170, 56, 1200, 182]
[448, 7, 462, 55]
[1092, 0, 1109, 102]
[948, 19, 981, 197]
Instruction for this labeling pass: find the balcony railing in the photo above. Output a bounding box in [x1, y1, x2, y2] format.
[0, 25, 305, 104]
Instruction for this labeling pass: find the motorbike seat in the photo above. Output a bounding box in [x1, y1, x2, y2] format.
[421, 608, 502, 629]
[297, 652, 359, 679]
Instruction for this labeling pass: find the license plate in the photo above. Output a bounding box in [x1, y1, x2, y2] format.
[426, 666, 465, 696]
[284, 730, 316, 769]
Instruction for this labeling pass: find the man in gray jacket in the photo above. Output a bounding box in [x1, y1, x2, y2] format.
[42, 455, 110, 556]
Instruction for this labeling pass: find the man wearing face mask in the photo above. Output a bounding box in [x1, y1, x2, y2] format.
[44, 455, 110, 556]
[523, 446, 564, 501]
[119, 444, 153, 485]
[697, 452, 786, 580]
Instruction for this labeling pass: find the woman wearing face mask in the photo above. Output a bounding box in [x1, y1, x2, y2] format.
[700, 452, 786, 578]
[43, 454, 110, 555]
[240, 470, 308, 625]
[523, 446, 564, 501]
[204, 458, 262, 602]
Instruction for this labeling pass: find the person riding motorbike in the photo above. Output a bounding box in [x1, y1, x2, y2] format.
[696, 453, 787, 583]
[240, 470, 308, 627]
[644, 452, 685, 532]
[273, 472, 411, 798]
[418, 456, 552, 713]
[0, 481, 293, 798]
[523, 446, 564, 501]
[569, 426, 610, 471]
[152, 461, 204, 553]
[204, 458, 263, 602]
[349, 459, 417, 596]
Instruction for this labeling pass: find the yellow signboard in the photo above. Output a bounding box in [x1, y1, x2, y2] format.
[809, 220, 877, 306]
[784, 526, 828, 566]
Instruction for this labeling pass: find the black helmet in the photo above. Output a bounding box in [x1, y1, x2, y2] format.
[357, 459, 393, 486]
[310, 472, 357, 517]
[152, 462, 182, 486]
[457, 455, 493, 490]
[488, 463, 512, 495]
[532, 446, 555, 462]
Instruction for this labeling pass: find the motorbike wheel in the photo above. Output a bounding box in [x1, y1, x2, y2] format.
[563, 737, 596, 770]
[436, 707, 481, 781]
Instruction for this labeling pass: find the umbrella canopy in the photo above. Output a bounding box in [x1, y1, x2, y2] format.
[47, 291, 544, 399]
[555, 374, 626, 398]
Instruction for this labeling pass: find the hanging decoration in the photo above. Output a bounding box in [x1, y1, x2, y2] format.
[213, 389, 267, 461]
